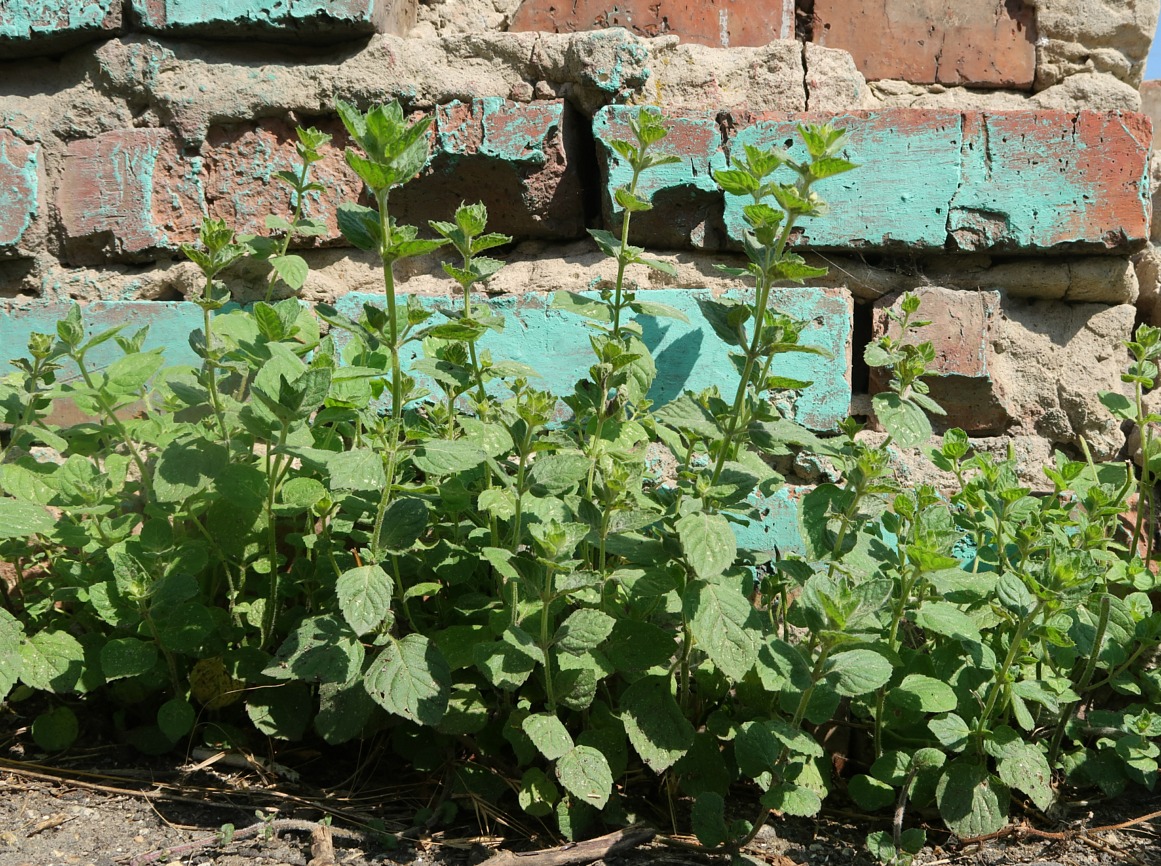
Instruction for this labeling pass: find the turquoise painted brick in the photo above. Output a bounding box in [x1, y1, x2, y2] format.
[0, 130, 38, 253]
[735, 486, 808, 557]
[131, 0, 414, 39]
[0, 0, 121, 56]
[334, 287, 851, 431]
[598, 107, 1152, 253]
[0, 300, 205, 376]
[593, 107, 725, 249]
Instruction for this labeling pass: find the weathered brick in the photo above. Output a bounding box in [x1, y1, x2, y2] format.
[130, 0, 415, 40]
[813, 0, 1036, 88]
[334, 286, 852, 430]
[0, 130, 39, 256]
[203, 118, 362, 245]
[58, 129, 204, 264]
[509, 0, 788, 48]
[871, 287, 1010, 435]
[724, 109, 1150, 253]
[604, 107, 1151, 253]
[0, 0, 121, 57]
[392, 98, 585, 241]
[594, 107, 725, 249]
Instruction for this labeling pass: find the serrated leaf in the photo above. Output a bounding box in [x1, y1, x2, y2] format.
[914, 602, 981, 641]
[0, 498, 56, 538]
[556, 745, 613, 809]
[100, 638, 158, 681]
[364, 634, 449, 726]
[928, 713, 971, 753]
[677, 512, 736, 579]
[996, 743, 1054, 811]
[620, 674, 695, 772]
[827, 649, 893, 697]
[246, 682, 311, 740]
[523, 713, 574, 761]
[19, 630, 84, 694]
[105, 351, 165, 395]
[873, 392, 932, 449]
[936, 759, 1008, 838]
[691, 791, 729, 848]
[848, 774, 895, 811]
[412, 439, 487, 475]
[315, 677, 376, 745]
[684, 575, 759, 681]
[761, 782, 822, 817]
[889, 674, 958, 713]
[336, 565, 393, 636]
[328, 448, 386, 491]
[264, 615, 364, 683]
[377, 497, 429, 552]
[270, 254, 309, 291]
[554, 609, 615, 654]
[0, 610, 24, 699]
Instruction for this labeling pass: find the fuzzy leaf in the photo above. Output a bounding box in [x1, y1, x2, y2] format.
[685, 574, 759, 681]
[889, 674, 958, 713]
[523, 713, 575, 761]
[364, 634, 450, 726]
[264, 615, 364, 683]
[936, 759, 1008, 838]
[556, 745, 613, 809]
[555, 609, 615, 654]
[676, 512, 737, 579]
[336, 565, 393, 636]
[620, 674, 695, 772]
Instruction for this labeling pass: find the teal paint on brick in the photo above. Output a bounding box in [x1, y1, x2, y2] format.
[0, 0, 117, 39]
[334, 287, 850, 431]
[601, 107, 1151, 252]
[734, 486, 807, 557]
[132, 0, 380, 30]
[594, 106, 721, 215]
[0, 301, 205, 378]
[721, 111, 964, 248]
[0, 132, 38, 250]
[435, 98, 560, 166]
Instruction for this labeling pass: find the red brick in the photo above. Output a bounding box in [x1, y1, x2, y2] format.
[392, 98, 585, 240]
[203, 118, 362, 245]
[58, 129, 203, 264]
[509, 0, 788, 47]
[871, 287, 1010, 434]
[0, 130, 39, 254]
[813, 0, 1036, 88]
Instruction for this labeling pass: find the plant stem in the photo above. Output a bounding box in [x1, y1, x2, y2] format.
[378, 193, 403, 421]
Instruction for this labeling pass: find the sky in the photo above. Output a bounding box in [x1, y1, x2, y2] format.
[1149, 19, 1161, 79]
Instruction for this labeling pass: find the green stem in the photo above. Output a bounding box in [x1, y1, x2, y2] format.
[377, 194, 403, 421]
[72, 350, 151, 498]
[540, 566, 556, 709]
[977, 600, 1043, 736]
[259, 423, 290, 650]
[791, 643, 831, 728]
[611, 166, 644, 340]
[1049, 594, 1110, 765]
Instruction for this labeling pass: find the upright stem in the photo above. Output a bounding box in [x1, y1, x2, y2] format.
[611, 166, 644, 340]
[378, 193, 403, 421]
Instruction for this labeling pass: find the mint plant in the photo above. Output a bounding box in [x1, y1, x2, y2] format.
[0, 103, 1158, 866]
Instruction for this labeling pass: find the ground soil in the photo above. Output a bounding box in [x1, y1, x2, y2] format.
[0, 729, 1158, 866]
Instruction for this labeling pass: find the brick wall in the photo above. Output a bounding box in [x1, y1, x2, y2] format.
[1, 0, 1158, 547]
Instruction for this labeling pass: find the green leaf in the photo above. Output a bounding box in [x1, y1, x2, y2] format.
[0, 610, 24, 699]
[551, 290, 612, 323]
[996, 742, 1054, 812]
[377, 497, 429, 552]
[523, 713, 575, 761]
[518, 767, 560, 817]
[873, 392, 932, 449]
[336, 203, 382, 251]
[328, 448, 386, 492]
[32, 706, 79, 752]
[928, 713, 971, 753]
[691, 791, 729, 848]
[264, 615, 364, 684]
[1099, 390, 1135, 421]
[315, 678, 376, 745]
[827, 649, 892, 697]
[606, 619, 675, 672]
[556, 745, 613, 810]
[104, 351, 165, 395]
[629, 299, 689, 322]
[684, 574, 759, 681]
[100, 638, 158, 682]
[913, 602, 981, 641]
[761, 782, 822, 817]
[848, 774, 895, 811]
[0, 498, 56, 538]
[246, 682, 311, 740]
[936, 759, 1008, 838]
[336, 565, 393, 636]
[620, 674, 695, 772]
[412, 439, 488, 475]
[153, 440, 226, 503]
[270, 254, 309, 291]
[364, 634, 449, 726]
[476, 627, 541, 690]
[889, 674, 958, 713]
[809, 157, 858, 179]
[157, 698, 196, 741]
[19, 631, 84, 694]
[554, 609, 615, 654]
[677, 512, 737, 579]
